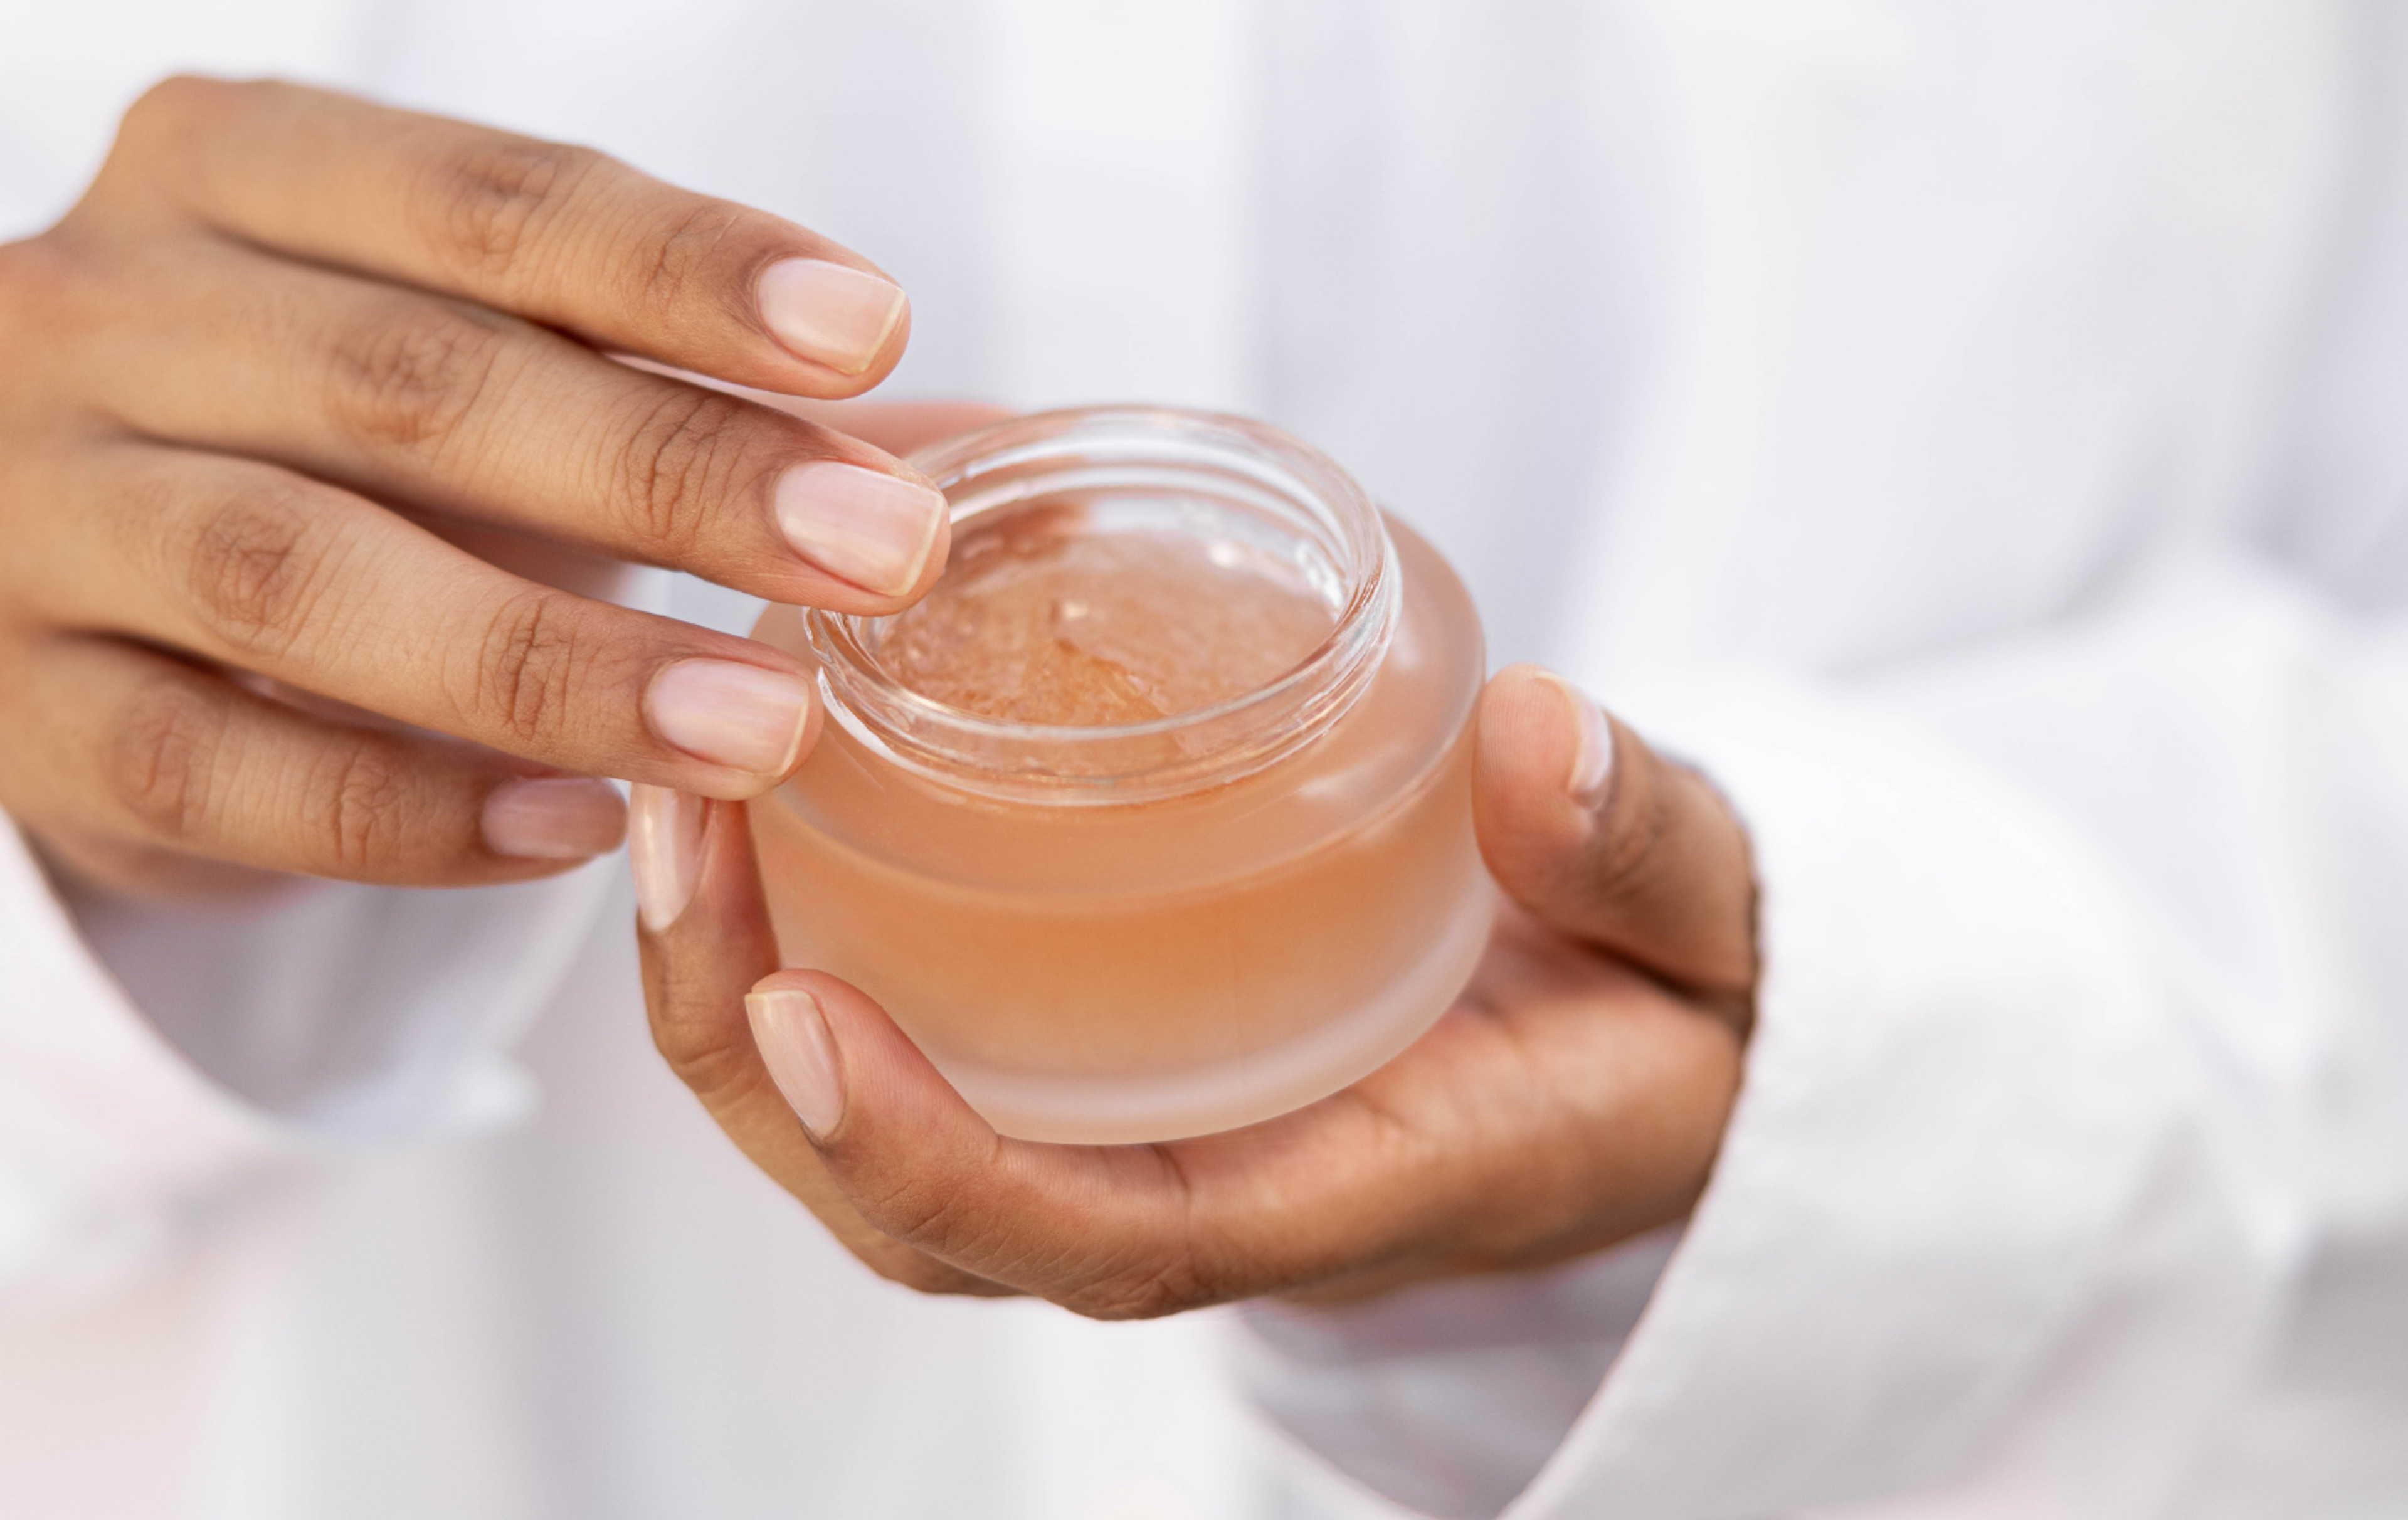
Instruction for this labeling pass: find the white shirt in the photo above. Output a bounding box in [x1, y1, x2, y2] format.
[4, 3, 2405, 1517]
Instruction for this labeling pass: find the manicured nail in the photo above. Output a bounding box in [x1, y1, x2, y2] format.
[628, 784, 707, 932]
[481, 776, 627, 860]
[757, 258, 907, 376]
[645, 659, 811, 776]
[774, 462, 948, 597]
[747, 987, 845, 1137]
[1539, 672, 1615, 808]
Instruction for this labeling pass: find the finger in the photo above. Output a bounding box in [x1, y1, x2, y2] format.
[96, 78, 909, 396]
[745, 925, 1742, 1317]
[718, 394, 1014, 460]
[85, 242, 947, 605]
[739, 968, 1223, 1317]
[744, 967, 1498, 1317]
[1472, 664, 1758, 1010]
[8, 633, 623, 885]
[48, 445, 823, 798]
[634, 789, 1008, 1298]
[606, 359, 1012, 462]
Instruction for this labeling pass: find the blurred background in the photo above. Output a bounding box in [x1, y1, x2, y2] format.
[5, 2, 2402, 1517]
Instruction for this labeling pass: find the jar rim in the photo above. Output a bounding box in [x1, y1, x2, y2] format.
[804, 406, 1398, 804]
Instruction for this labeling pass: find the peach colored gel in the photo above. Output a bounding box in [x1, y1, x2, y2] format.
[749, 411, 1487, 1143]
[880, 510, 1337, 725]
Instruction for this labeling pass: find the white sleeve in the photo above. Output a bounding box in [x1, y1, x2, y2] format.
[0, 815, 286, 1292]
[0, 814, 618, 1296]
[1238, 544, 2405, 1518]
[1235, 1231, 1678, 1518]
[0, 571, 726, 1299]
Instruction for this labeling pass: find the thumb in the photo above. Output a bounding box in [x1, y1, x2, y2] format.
[630, 784, 1006, 1297]
[633, 786, 784, 1107]
[1472, 665, 1756, 1016]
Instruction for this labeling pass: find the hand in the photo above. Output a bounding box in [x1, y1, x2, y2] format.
[638, 665, 1756, 1314]
[0, 77, 974, 900]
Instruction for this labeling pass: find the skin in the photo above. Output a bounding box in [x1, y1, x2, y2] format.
[0, 77, 982, 900]
[3, 77, 1759, 1312]
[640, 667, 1759, 1316]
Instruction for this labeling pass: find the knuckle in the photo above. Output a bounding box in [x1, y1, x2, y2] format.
[103, 78, 289, 211]
[300, 735, 416, 873]
[459, 589, 594, 747]
[859, 1167, 974, 1254]
[1586, 784, 1674, 902]
[114, 76, 283, 167]
[860, 1247, 983, 1299]
[120, 75, 231, 139]
[421, 137, 601, 282]
[326, 299, 507, 449]
[626, 199, 746, 317]
[614, 388, 754, 548]
[1060, 1259, 1211, 1322]
[647, 1007, 752, 1104]
[103, 677, 225, 842]
[0, 234, 80, 350]
[176, 482, 342, 658]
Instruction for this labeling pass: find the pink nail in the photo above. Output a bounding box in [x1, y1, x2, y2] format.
[774, 462, 947, 597]
[628, 784, 707, 932]
[746, 987, 846, 1136]
[1538, 672, 1615, 808]
[481, 776, 628, 860]
[757, 258, 907, 376]
[645, 659, 811, 776]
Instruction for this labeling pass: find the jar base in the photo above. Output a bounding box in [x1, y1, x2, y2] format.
[931, 876, 1497, 1144]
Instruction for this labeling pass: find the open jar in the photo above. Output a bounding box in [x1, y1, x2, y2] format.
[749, 408, 1487, 1143]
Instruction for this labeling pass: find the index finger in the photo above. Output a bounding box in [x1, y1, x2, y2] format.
[97, 77, 907, 396]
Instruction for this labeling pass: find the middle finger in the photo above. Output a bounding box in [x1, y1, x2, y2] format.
[72, 236, 949, 608]
[41, 441, 824, 798]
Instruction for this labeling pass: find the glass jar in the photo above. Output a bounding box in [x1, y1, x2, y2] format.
[749, 408, 1487, 1143]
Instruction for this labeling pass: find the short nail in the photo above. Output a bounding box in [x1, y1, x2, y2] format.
[646, 659, 812, 776]
[774, 462, 948, 597]
[1539, 672, 1615, 808]
[628, 784, 707, 932]
[746, 988, 845, 1137]
[481, 776, 628, 860]
[757, 258, 908, 376]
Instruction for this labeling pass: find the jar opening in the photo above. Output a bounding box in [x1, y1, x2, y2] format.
[806, 408, 1398, 805]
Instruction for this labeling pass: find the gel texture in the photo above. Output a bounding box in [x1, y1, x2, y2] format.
[877, 505, 1338, 725]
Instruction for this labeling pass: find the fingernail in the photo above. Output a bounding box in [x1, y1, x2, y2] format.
[758, 258, 908, 376]
[774, 462, 948, 598]
[646, 659, 812, 776]
[746, 987, 845, 1137]
[1539, 672, 1615, 808]
[628, 783, 707, 932]
[481, 776, 628, 860]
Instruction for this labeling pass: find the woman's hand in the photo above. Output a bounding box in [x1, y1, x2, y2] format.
[637, 665, 1756, 1313]
[0, 77, 962, 899]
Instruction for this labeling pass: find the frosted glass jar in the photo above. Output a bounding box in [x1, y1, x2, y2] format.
[749, 408, 1487, 1143]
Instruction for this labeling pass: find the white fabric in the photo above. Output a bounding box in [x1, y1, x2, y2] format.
[3, 3, 2407, 1518]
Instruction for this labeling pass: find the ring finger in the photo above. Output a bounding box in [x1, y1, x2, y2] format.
[7, 633, 626, 886]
